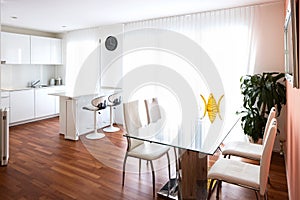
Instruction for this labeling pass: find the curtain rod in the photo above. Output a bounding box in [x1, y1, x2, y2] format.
[124, 0, 283, 25]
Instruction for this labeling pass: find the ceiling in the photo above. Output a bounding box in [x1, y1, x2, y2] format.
[1, 0, 279, 33]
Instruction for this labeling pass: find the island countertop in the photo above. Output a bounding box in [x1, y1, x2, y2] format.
[49, 86, 121, 99]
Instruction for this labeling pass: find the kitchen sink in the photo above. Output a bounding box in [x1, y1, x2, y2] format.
[31, 85, 49, 88]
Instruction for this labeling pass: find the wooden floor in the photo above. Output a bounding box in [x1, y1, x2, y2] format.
[0, 117, 288, 200]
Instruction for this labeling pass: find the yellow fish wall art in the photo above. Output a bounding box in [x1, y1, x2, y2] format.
[200, 93, 224, 123]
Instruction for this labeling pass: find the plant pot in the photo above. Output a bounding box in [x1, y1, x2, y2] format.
[248, 136, 263, 144]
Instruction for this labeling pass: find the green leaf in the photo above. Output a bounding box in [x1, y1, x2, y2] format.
[238, 72, 286, 141]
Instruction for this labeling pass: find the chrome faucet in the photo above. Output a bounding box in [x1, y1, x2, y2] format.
[30, 80, 40, 87]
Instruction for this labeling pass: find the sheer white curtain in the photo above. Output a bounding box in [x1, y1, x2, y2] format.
[124, 6, 259, 141]
[65, 28, 101, 96]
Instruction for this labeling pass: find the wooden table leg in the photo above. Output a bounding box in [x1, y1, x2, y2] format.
[181, 150, 207, 200]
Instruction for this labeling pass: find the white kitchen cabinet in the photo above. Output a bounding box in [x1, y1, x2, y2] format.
[35, 88, 56, 118]
[31, 36, 51, 64]
[35, 86, 65, 118]
[1, 92, 10, 109]
[10, 89, 34, 123]
[50, 38, 62, 64]
[31, 35, 62, 65]
[1, 32, 31, 64]
[1, 92, 10, 124]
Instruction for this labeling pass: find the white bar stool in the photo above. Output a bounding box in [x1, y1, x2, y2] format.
[103, 92, 121, 132]
[82, 96, 107, 139]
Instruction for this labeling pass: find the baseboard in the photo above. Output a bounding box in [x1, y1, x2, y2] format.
[9, 114, 59, 126]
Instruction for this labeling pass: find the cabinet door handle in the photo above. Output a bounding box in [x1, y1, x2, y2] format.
[1, 60, 6, 64]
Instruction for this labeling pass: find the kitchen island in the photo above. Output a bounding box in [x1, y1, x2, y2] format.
[50, 87, 121, 140]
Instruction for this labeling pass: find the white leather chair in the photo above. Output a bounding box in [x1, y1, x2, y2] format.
[82, 96, 107, 139]
[103, 92, 121, 132]
[207, 118, 277, 200]
[144, 97, 161, 124]
[122, 100, 171, 197]
[222, 107, 276, 160]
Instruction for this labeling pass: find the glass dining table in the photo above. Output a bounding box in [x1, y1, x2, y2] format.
[124, 117, 241, 200]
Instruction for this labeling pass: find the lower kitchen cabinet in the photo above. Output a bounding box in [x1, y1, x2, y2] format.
[1, 91, 10, 124]
[35, 87, 56, 118]
[10, 89, 35, 123]
[1, 91, 10, 109]
[9, 86, 65, 125]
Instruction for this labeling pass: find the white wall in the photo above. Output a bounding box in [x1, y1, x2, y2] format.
[1, 64, 58, 88]
[64, 24, 123, 95]
[63, 24, 124, 123]
[99, 24, 124, 124]
[99, 24, 124, 88]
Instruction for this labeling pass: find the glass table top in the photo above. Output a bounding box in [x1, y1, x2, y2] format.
[124, 116, 240, 155]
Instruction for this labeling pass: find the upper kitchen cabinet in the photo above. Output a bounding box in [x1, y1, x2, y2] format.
[31, 36, 62, 65]
[1, 32, 31, 64]
[31, 36, 51, 64]
[50, 38, 62, 65]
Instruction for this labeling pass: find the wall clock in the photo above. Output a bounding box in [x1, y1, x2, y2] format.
[105, 36, 118, 51]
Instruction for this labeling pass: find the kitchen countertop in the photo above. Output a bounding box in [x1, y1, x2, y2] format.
[49, 86, 121, 99]
[1, 85, 65, 92]
[1, 87, 33, 91]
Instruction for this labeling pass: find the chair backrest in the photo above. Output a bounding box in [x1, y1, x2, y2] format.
[262, 107, 276, 144]
[91, 96, 107, 110]
[123, 100, 142, 133]
[123, 100, 144, 151]
[108, 92, 122, 106]
[144, 97, 161, 124]
[259, 118, 277, 195]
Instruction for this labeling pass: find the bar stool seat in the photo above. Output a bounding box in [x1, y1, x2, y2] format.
[82, 96, 107, 139]
[103, 92, 121, 133]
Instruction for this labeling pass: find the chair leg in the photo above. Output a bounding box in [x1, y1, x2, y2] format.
[255, 190, 267, 200]
[173, 148, 179, 181]
[109, 106, 113, 127]
[265, 192, 268, 200]
[122, 153, 128, 187]
[139, 158, 141, 176]
[264, 190, 268, 200]
[223, 154, 231, 159]
[216, 180, 221, 199]
[166, 152, 171, 195]
[173, 148, 182, 199]
[150, 160, 155, 197]
[207, 179, 215, 200]
[93, 111, 97, 133]
[255, 190, 259, 200]
[167, 152, 171, 180]
[173, 147, 178, 169]
[217, 146, 222, 153]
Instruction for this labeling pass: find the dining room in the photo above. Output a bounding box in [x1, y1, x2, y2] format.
[0, 0, 297, 199]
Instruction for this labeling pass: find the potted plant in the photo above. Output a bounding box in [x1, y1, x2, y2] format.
[239, 72, 286, 142]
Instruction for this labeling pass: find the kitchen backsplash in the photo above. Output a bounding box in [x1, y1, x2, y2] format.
[1, 64, 64, 89]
